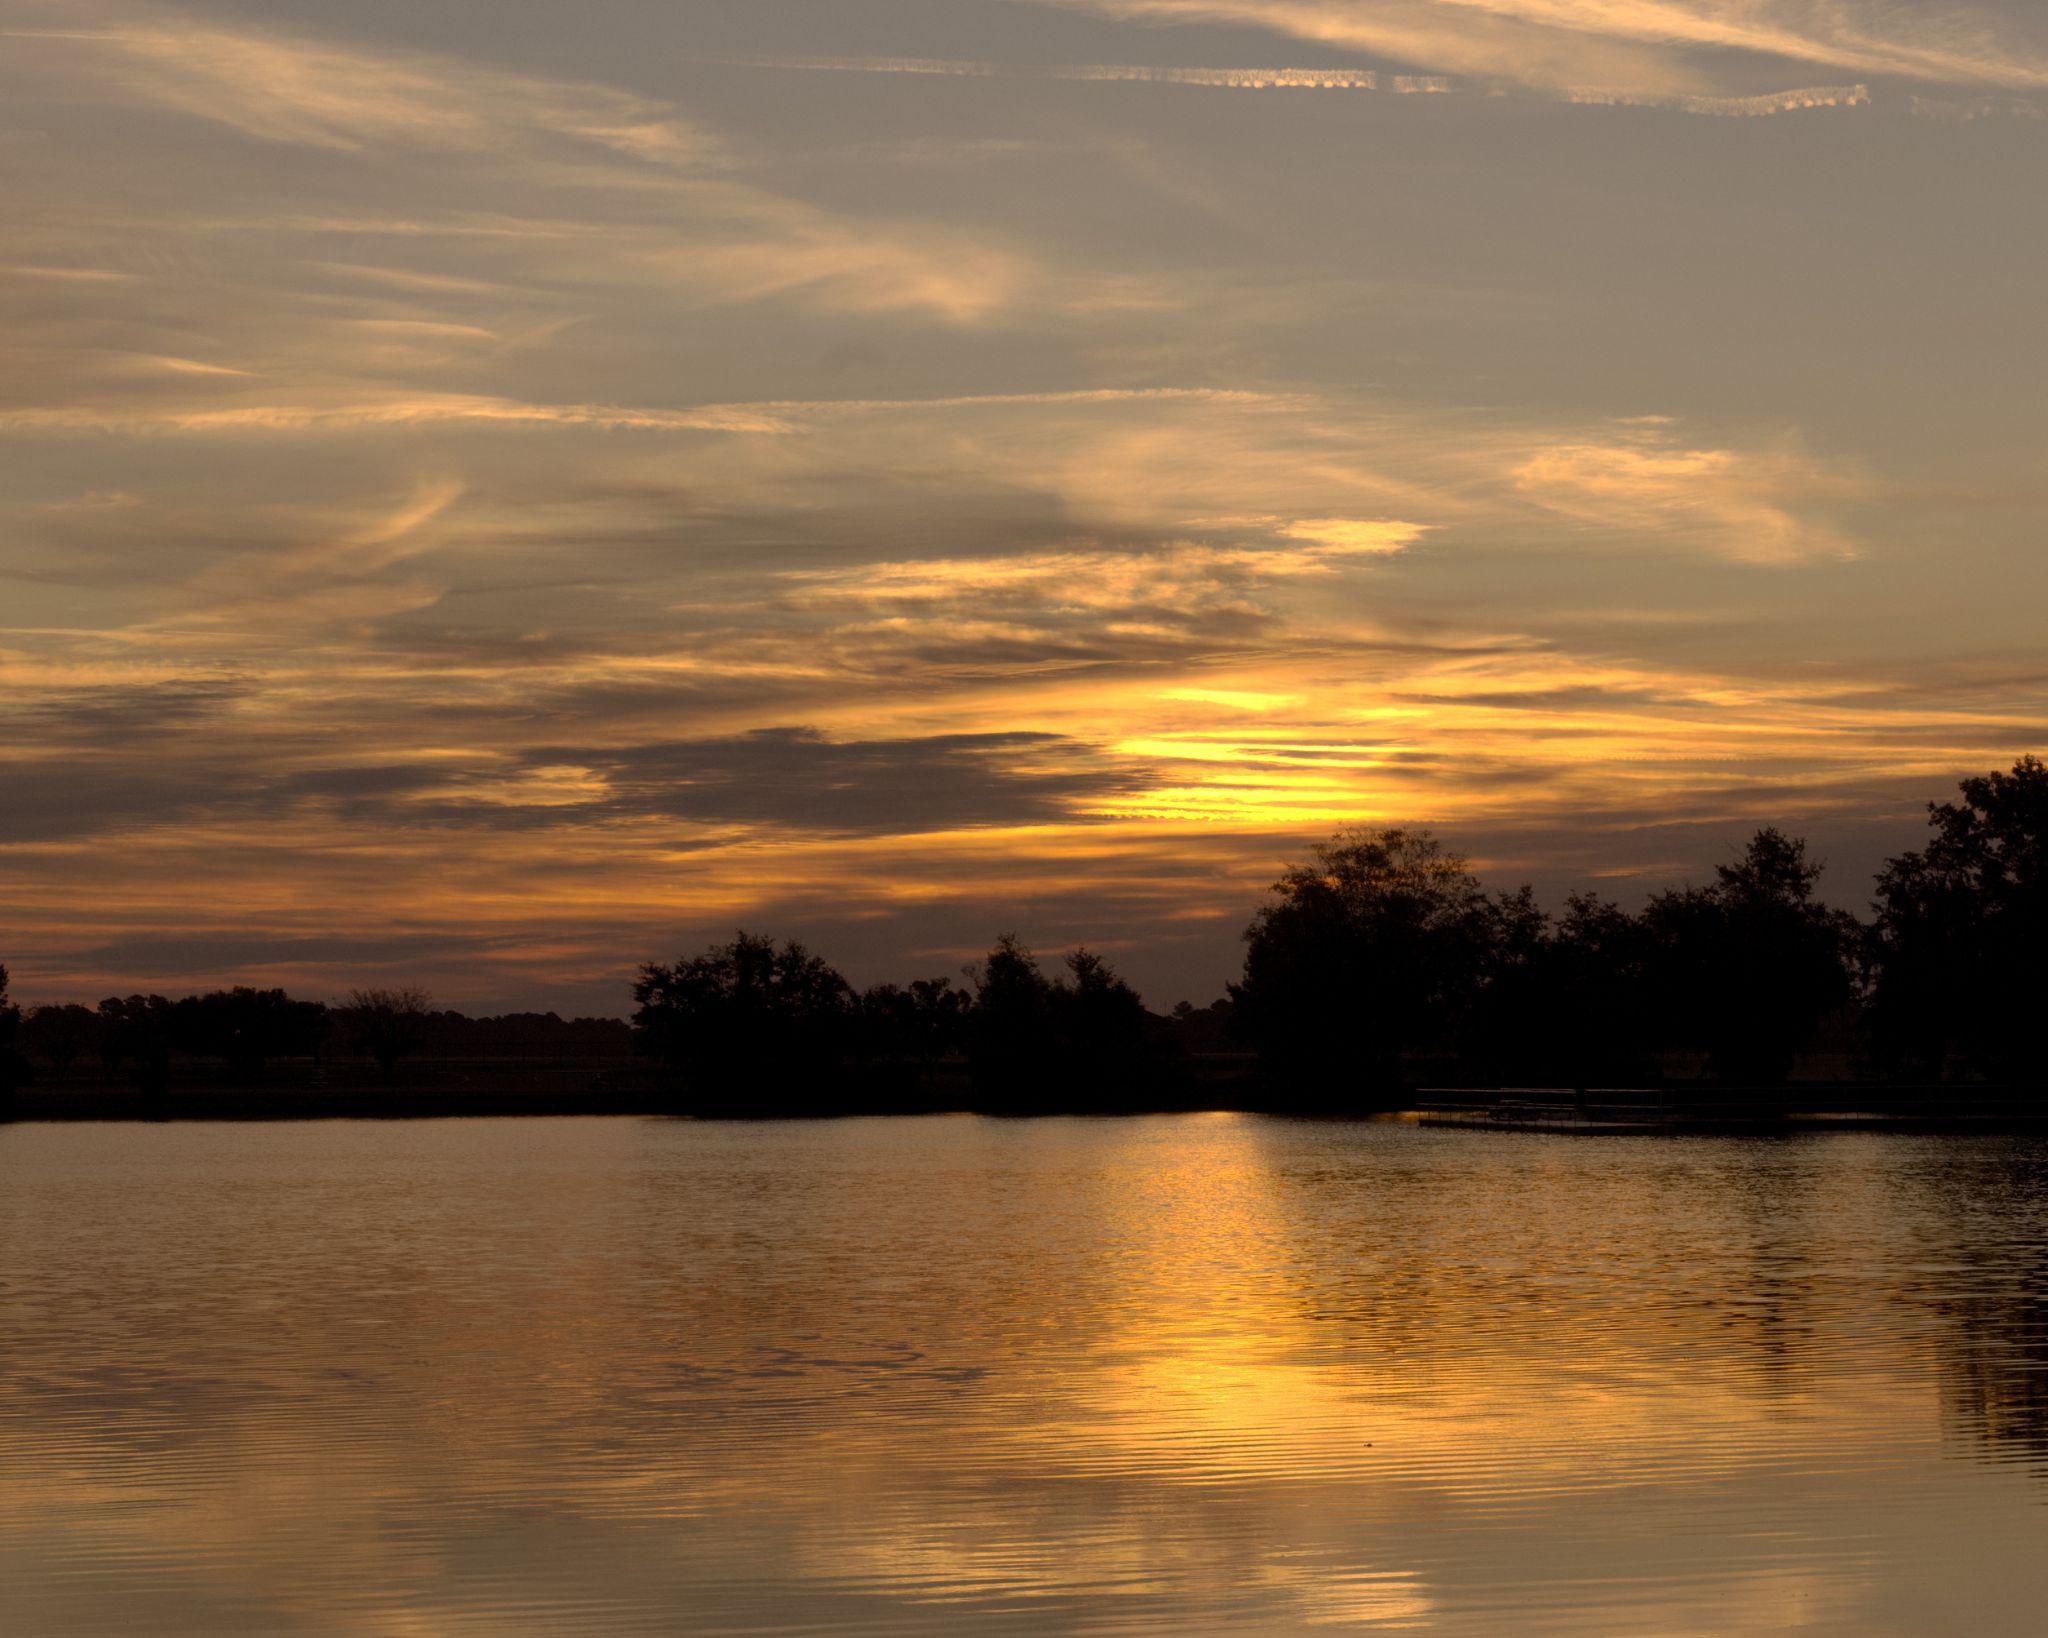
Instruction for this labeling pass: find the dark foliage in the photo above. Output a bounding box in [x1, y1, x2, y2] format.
[856, 977, 969, 1087]
[21, 1002, 100, 1074]
[0, 965, 27, 1096]
[338, 986, 433, 1082]
[964, 936, 1177, 1109]
[1231, 823, 1857, 1099]
[633, 932, 856, 1112]
[964, 933, 1060, 1105]
[1869, 756, 2048, 1081]
[1457, 884, 1562, 1083]
[422, 1011, 634, 1058]
[1637, 829, 1858, 1084]
[1231, 829, 1493, 1094]
[1470, 891, 1658, 1085]
[1060, 947, 1160, 1095]
[97, 994, 176, 1094]
[169, 987, 329, 1079]
[1170, 997, 1236, 1053]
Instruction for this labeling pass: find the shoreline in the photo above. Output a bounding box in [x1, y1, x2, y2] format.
[4, 1081, 2042, 1129]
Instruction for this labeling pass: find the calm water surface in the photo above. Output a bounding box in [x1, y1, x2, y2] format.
[3, 1116, 2045, 1635]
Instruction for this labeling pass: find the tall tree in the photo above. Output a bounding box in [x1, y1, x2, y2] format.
[170, 988, 328, 1080]
[1457, 884, 1556, 1083]
[0, 965, 26, 1099]
[963, 938, 1173, 1108]
[633, 932, 854, 1110]
[21, 1003, 100, 1076]
[1054, 946, 1158, 1100]
[856, 977, 968, 1089]
[1232, 828, 1493, 1097]
[1545, 892, 1656, 1084]
[339, 987, 434, 1083]
[1869, 756, 2048, 1081]
[98, 994, 176, 1094]
[964, 933, 1059, 1106]
[1642, 828, 1856, 1084]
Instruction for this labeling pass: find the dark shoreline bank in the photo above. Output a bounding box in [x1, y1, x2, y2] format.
[5, 1078, 2044, 1129]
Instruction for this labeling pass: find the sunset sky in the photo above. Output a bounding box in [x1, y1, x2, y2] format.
[4, 0, 2045, 1012]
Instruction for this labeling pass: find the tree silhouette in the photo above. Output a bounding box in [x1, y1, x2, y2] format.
[1055, 946, 1158, 1099]
[1870, 756, 2048, 1081]
[1544, 892, 1656, 1082]
[634, 932, 855, 1110]
[1641, 828, 1856, 1084]
[170, 987, 328, 1080]
[339, 986, 434, 1082]
[1457, 884, 1556, 1082]
[98, 994, 175, 1094]
[964, 933, 1058, 1106]
[857, 977, 967, 1088]
[1232, 828, 1493, 1095]
[0, 965, 27, 1100]
[961, 937, 1172, 1108]
[14, 757, 2045, 1116]
[907, 977, 969, 1083]
[21, 1003, 99, 1077]
[857, 982, 914, 1064]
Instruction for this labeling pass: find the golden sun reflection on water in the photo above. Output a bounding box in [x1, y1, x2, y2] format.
[2, 1116, 2046, 1635]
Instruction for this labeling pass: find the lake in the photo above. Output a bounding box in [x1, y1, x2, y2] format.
[2, 1115, 2044, 1635]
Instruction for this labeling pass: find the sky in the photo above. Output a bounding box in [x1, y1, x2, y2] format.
[3, 0, 2045, 1013]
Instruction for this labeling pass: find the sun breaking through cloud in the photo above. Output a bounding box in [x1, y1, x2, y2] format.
[2, 0, 2045, 1009]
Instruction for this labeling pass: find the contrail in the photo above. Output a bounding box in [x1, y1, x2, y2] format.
[703, 54, 1386, 90]
[1567, 85, 1870, 117]
[702, 53, 1868, 117]
[1907, 92, 2047, 121]
[0, 386, 1295, 438]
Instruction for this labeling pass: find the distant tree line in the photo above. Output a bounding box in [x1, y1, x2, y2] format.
[1232, 757, 2044, 1097]
[5, 757, 2043, 1113]
[0, 982, 632, 1096]
[630, 930, 1181, 1115]
[628, 757, 2048, 1111]
[1230, 825, 1854, 1093]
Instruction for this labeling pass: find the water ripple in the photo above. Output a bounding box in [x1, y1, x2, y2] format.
[3, 1117, 2046, 1634]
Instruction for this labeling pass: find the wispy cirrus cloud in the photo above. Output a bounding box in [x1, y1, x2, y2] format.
[1034, 0, 2048, 98]
[0, 395, 798, 437]
[2, 0, 2040, 1012]
[1514, 421, 1870, 565]
[1423, 0, 2048, 87]
[0, 8, 1063, 327]
[2, 16, 710, 158]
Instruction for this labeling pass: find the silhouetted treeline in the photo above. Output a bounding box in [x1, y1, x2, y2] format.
[1233, 824, 1858, 1097]
[1233, 756, 2046, 1101]
[8, 756, 2045, 1116]
[1867, 759, 2048, 1083]
[630, 757, 2048, 1113]
[3, 983, 631, 1096]
[631, 930, 1186, 1115]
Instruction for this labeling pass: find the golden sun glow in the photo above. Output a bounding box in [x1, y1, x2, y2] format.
[3, 1, 2043, 1008]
